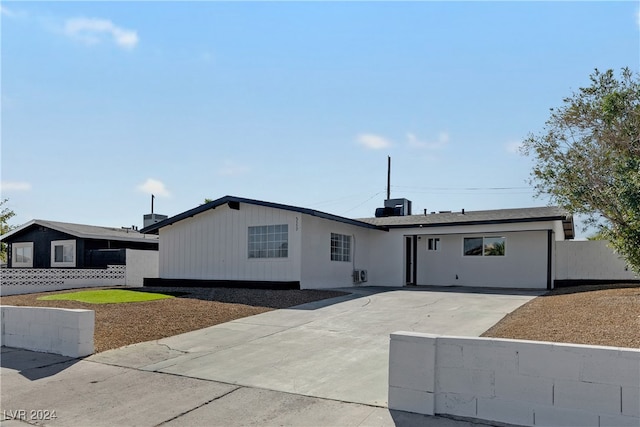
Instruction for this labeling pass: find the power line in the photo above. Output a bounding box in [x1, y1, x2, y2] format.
[391, 185, 533, 191]
[340, 190, 386, 216]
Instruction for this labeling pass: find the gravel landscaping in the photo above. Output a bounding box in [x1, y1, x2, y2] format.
[2, 283, 638, 353]
[482, 283, 640, 348]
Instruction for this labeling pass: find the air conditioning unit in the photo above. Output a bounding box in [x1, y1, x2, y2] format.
[360, 269, 368, 283]
[353, 270, 362, 283]
[353, 269, 368, 284]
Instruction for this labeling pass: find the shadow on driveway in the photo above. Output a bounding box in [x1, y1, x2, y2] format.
[1, 347, 82, 381]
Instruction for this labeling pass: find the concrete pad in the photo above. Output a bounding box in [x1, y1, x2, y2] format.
[1, 287, 534, 426]
[1, 357, 238, 427]
[0, 348, 76, 373]
[131, 287, 539, 407]
[161, 385, 493, 427]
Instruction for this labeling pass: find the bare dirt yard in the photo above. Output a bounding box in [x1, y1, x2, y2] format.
[482, 283, 640, 348]
[2, 283, 638, 353]
[0, 287, 347, 353]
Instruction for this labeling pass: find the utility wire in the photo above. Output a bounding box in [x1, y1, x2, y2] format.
[340, 190, 386, 216]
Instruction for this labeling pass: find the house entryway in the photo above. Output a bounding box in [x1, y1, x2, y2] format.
[405, 235, 417, 285]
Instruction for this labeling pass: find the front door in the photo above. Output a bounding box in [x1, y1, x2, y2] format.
[405, 236, 417, 285]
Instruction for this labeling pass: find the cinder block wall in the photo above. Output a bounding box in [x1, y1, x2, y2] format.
[1, 306, 94, 358]
[389, 332, 640, 427]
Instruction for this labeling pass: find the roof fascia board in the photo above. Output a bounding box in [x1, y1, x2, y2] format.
[0, 219, 38, 241]
[1, 220, 157, 243]
[383, 216, 569, 229]
[140, 195, 387, 234]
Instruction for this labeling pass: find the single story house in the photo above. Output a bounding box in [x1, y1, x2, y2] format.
[140, 195, 574, 290]
[1, 220, 158, 269]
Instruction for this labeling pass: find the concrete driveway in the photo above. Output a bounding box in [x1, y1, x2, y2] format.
[89, 286, 541, 407]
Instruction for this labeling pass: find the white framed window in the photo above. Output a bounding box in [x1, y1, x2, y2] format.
[51, 240, 76, 267]
[463, 236, 506, 257]
[12, 242, 34, 268]
[331, 233, 351, 262]
[427, 238, 440, 251]
[248, 224, 288, 259]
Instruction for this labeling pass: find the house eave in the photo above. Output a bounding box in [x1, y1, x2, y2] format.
[139, 195, 387, 234]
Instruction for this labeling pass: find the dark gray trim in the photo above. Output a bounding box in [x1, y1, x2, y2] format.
[143, 278, 300, 290]
[412, 235, 418, 285]
[554, 279, 640, 288]
[384, 216, 569, 229]
[547, 230, 553, 290]
[139, 195, 386, 234]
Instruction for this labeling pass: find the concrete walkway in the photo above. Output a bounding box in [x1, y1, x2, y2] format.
[1, 286, 541, 426]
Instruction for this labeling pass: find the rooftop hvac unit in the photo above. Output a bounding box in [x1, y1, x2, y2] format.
[353, 269, 368, 284]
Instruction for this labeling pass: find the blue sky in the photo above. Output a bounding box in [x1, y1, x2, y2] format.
[2, 1, 639, 238]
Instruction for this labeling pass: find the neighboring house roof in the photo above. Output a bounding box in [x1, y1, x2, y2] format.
[139, 195, 385, 234]
[357, 206, 574, 239]
[0, 219, 159, 244]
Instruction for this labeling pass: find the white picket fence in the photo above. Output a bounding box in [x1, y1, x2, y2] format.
[0, 266, 126, 296]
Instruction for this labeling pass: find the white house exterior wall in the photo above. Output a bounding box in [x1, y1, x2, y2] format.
[416, 230, 549, 288]
[158, 203, 302, 282]
[299, 214, 376, 289]
[367, 221, 562, 289]
[368, 230, 405, 287]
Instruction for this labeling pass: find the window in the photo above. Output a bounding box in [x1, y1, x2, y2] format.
[51, 240, 76, 267]
[464, 236, 506, 256]
[483, 237, 506, 256]
[331, 233, 351, 262]
[12, 242, 33, 268]
[427, 238, 440, 251]
[248, 224, 288, 259]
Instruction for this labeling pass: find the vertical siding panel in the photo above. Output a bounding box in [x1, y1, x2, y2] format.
[204, 211, 211, 278]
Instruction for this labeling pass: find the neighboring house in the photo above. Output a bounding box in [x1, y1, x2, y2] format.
[140, 195, 574, 290]
[1, 220, 158, 269]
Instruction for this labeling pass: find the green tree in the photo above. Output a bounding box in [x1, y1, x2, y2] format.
[521, 67, 640, 274]
[0, 199, 16, 263]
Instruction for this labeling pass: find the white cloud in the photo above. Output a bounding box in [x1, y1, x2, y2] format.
[356, 133, 393, 150]
[406, 132, 450, 150]
[505, 140, 523, 154]
[1, 5, 16, 17]
[218, 160, 250, 176]
[137, 179, 170, 197]
[0, 5, 28, 20]
[64, 18, 138, 49]
[1, 181, 32, 192]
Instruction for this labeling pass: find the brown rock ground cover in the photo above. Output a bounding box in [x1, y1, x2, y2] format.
[482, 284, 640, 348]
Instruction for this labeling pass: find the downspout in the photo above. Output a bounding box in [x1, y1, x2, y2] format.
[352, 233, 357, 274]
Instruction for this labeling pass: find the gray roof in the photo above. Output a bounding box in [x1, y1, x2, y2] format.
[358, 206, 574, 239]
[140, 195, 382, 234]
[0, 219, 159, 243]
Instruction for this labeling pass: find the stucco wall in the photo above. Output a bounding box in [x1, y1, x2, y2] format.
[299, 215, 375, 289]
[368, 221, 561, 288]
[555, 240, 638, 281]
[389, 332, 640, 427]
[416, 230, 549, 288]
[125, 249, 158, 287]
[158, 203, 302, 282]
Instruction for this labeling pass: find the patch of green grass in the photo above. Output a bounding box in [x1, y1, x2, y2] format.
[38, 289, 174, 304]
